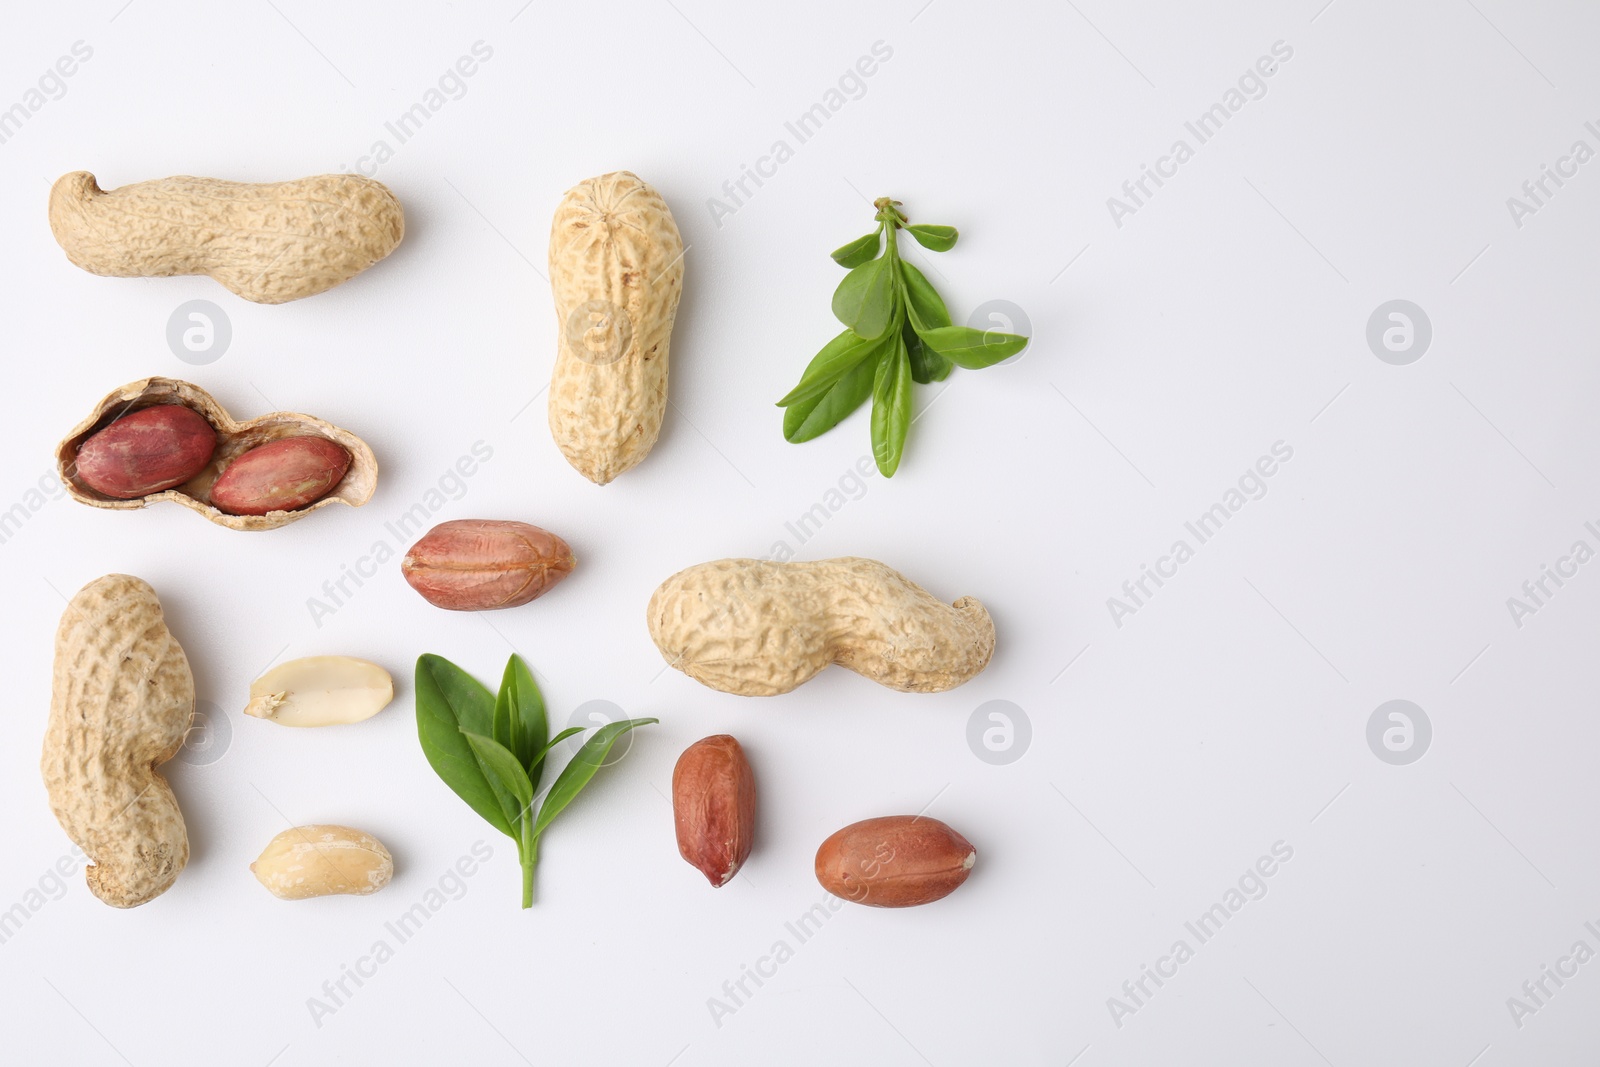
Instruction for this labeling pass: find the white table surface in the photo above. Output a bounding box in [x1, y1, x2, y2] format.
[3, 1, 1598, 1063]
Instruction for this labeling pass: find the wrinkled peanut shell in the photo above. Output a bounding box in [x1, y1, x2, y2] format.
[648, 557, 995, 696]
[50, 171, 404, 304]
[41, 575, 193, 908]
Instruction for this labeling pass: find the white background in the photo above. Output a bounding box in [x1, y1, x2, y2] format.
[2, 1, 1597, 1063]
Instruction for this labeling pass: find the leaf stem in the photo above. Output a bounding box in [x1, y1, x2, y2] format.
[520, 832, 539, 908]
[874, 197, 907, 228]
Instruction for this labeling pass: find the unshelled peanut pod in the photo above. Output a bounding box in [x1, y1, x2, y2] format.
[49, 171, 404, 304]
[547, 171, 683, 485]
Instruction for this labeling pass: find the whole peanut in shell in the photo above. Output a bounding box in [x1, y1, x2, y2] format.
[647, 557, 995, 696]
[547, 171, 684, 485]
[72, 404, 216, 499]
[210, 436, 351, 515]
[48, 171, 404, 304]
[41, 575, 194, 908]
[673, 735, 756, 887]
[815, 816, 976, 908]
[402, 519, 575, 611]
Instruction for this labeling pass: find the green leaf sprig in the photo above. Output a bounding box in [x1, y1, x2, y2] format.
[777, 197, 1030, 476]
[415, 653, 656, 909]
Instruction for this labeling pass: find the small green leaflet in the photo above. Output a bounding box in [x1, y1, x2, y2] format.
[904, 321, 951, 384]
[778, 196, 1031, 475]
[870, 332, 914, 477]
[899, 261, 951, 331]
[533, 719, 657, 837]
[831, 230, 882, 267]
[906, 223, 958, 251]
[416, 654, 513, 837]
[415, 653, 657, 908]
[831, 256, 896, 340]
[918, 325, 1029, 368]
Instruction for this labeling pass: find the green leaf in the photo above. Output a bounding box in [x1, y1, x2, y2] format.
[495, 655, 546, 780]
[415, 655, 515, 839]
[533, 726, 587, 764]
[906, 224, 958, 252]
[462, 729, 535, 821]
[830, 230, 882, 268]
[869, 334, 914, 477]
[532, 718, 658, 838]
[784, 346, 884, 442]
[904, 321, 951, 384]
[918, 325, 1029, 368]
[831, 256, 896, 339]
[899, 262, 951, 332]
[776, 328, 881, 409]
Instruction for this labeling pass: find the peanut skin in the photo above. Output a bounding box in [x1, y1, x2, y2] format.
[402, 519, 575, 611]
[72, 404, 216, 499]
[547, 171, 684, 485]
[815, 816, 976, 908]
[210, 436, 351, 515]
[647, 558, 995, 696]
[41, 575, 194, 908]
[673, 735, 756, 887]
[49, 171, 404, 303]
